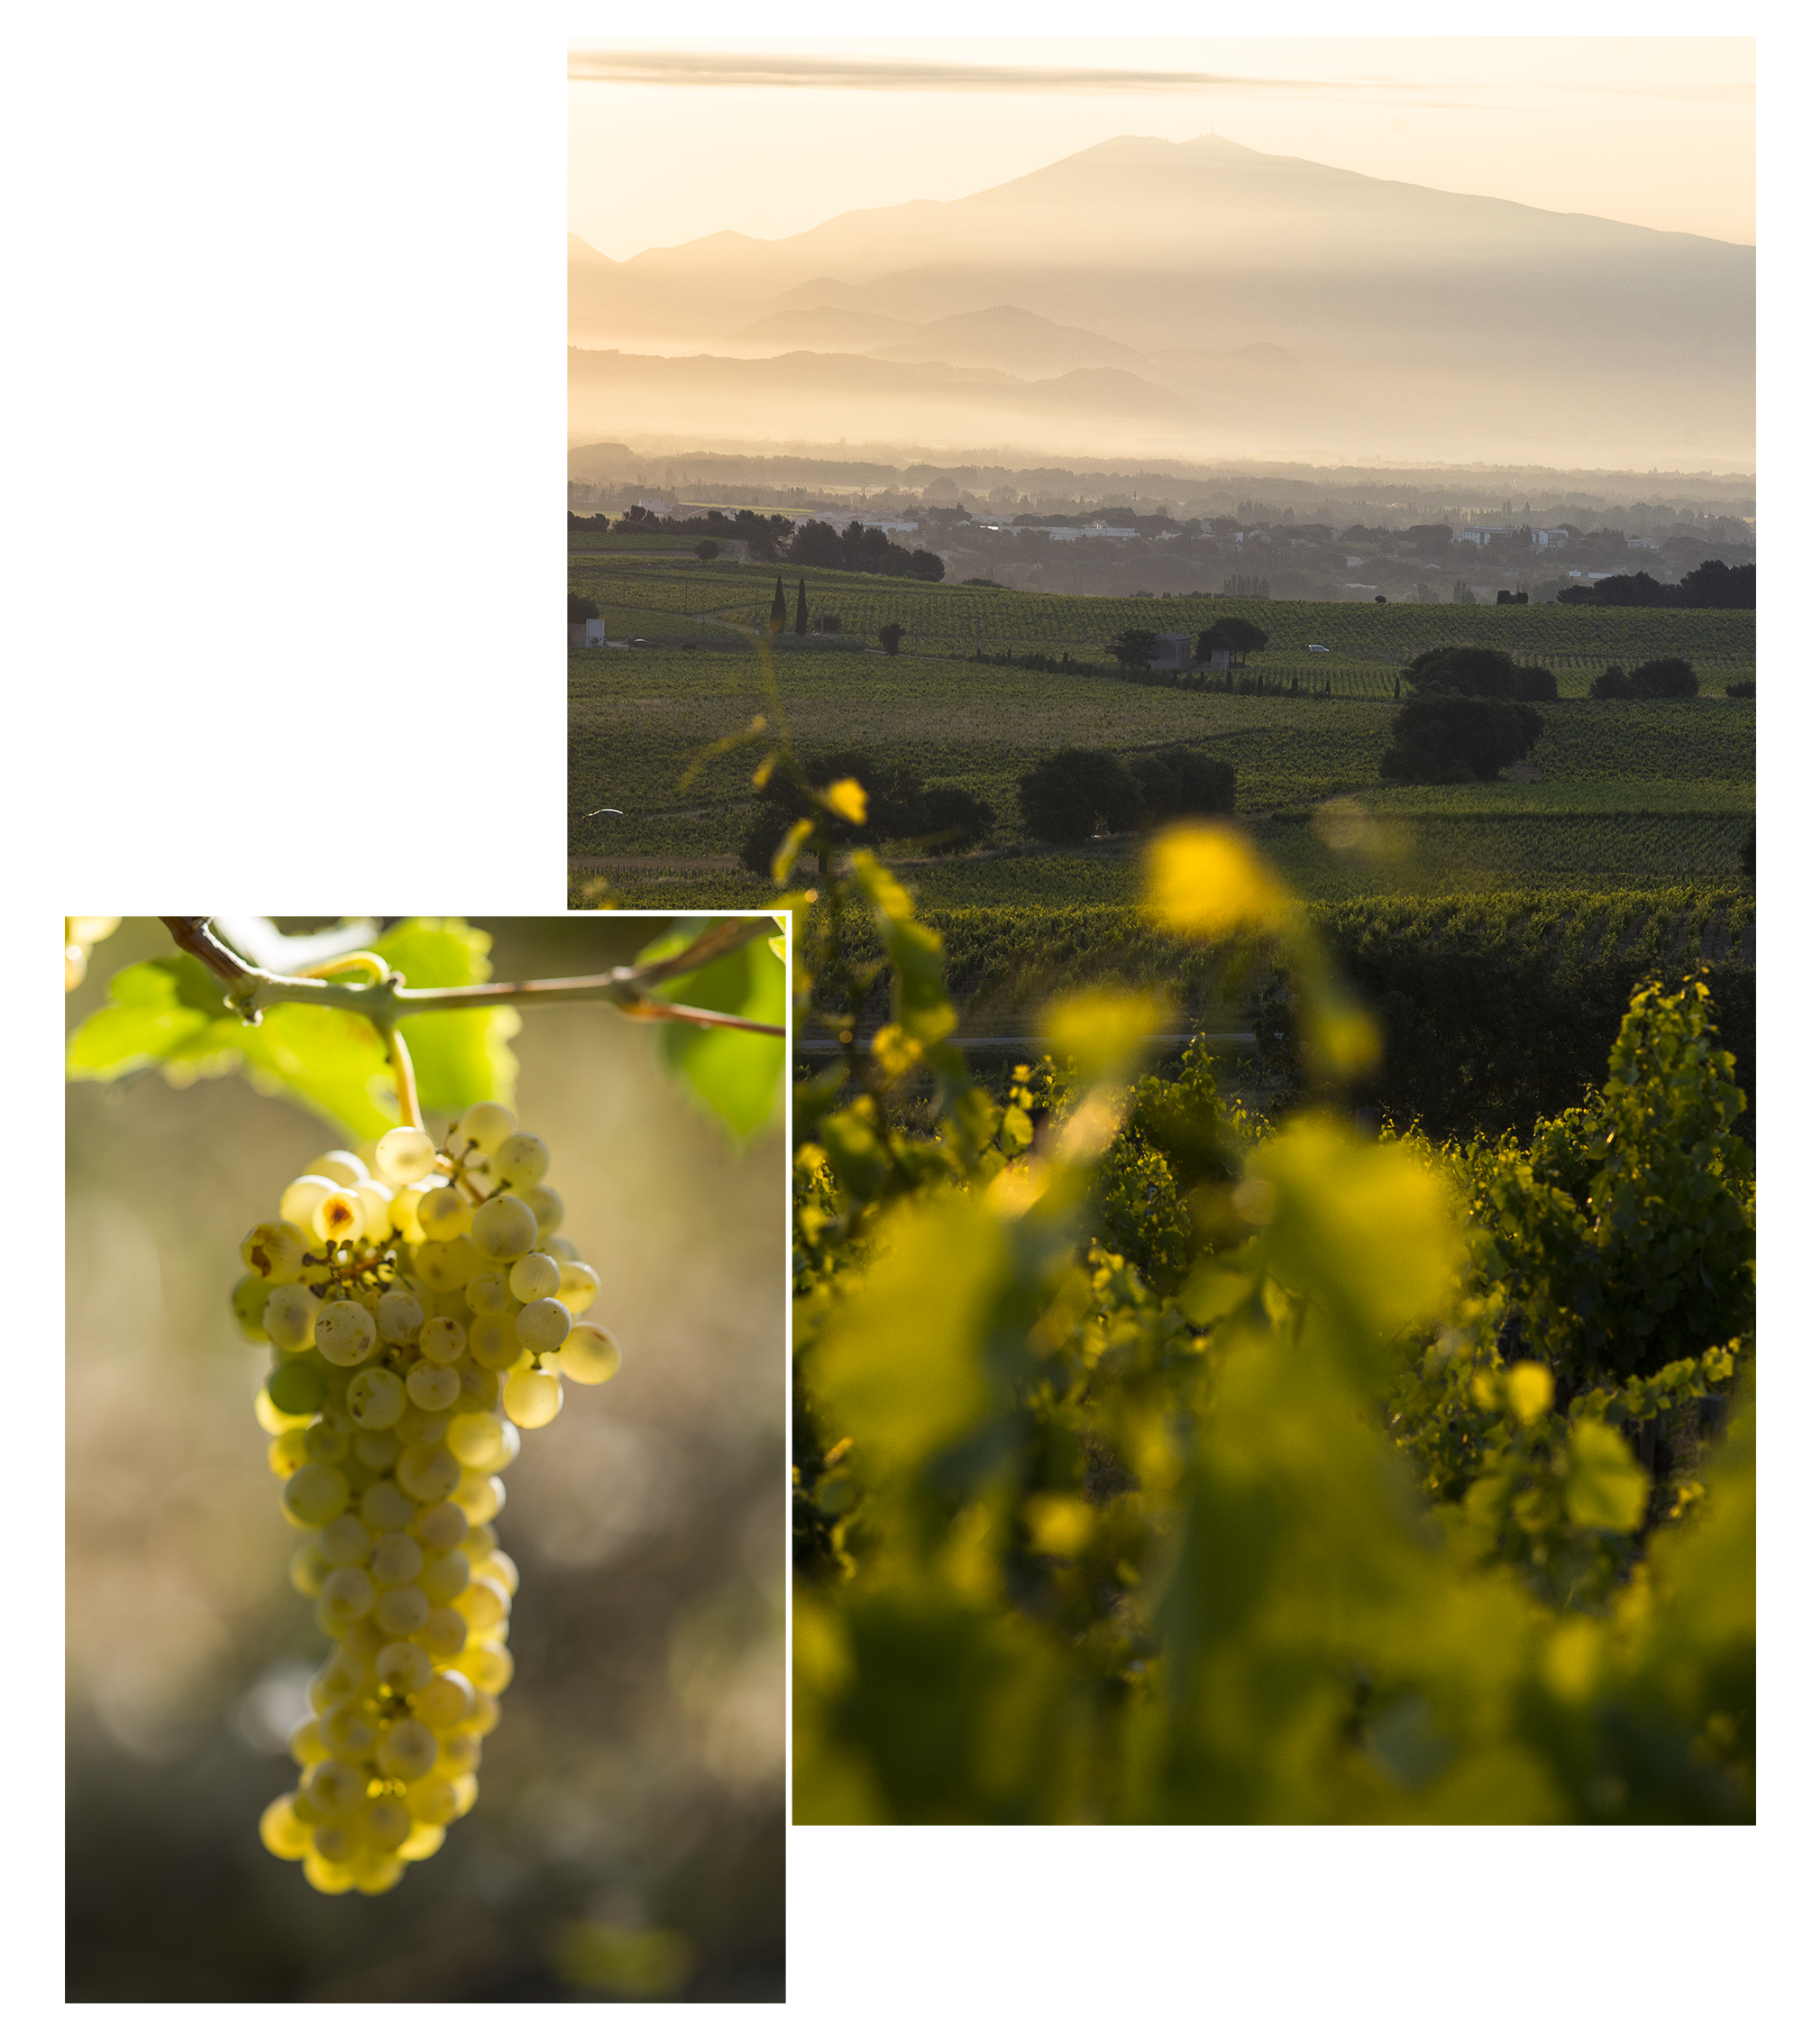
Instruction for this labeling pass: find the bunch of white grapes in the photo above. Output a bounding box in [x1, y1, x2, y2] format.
[231, 1101, 622, 1895]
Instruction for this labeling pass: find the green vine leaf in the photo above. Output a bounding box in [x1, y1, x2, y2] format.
[636, 920, 786, 1141]
[65, 918, 518, 1139]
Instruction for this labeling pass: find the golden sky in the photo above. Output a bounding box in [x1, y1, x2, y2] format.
[569, 33, 1753, 259]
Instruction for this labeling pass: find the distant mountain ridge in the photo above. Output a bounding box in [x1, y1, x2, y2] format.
[568, 135, 1753, 467]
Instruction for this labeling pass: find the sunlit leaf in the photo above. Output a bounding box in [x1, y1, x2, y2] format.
[638, 920, 785, 1141]
[66, 919, 517, 1138]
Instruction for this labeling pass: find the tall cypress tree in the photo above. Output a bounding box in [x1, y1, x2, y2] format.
[769, 576, 788, 635]
[793, 577, 810, 637]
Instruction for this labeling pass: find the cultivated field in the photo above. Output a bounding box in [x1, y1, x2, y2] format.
[569, 604, 1753, 911]
[569, 551, 1757, 674]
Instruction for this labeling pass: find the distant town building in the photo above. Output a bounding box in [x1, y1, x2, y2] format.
[1149, 632, 1194, 667]
[633, 498, 671, 518]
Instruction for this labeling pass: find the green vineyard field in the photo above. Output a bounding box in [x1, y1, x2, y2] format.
[570, 552, 1757, 668]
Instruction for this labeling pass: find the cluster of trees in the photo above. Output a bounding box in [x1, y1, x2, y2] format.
[1385, 648, 1551, 781]
[738, 740, 1238, 867]
[1017, 745, 1235, 845]
[763, 577, 846, 637]
[569, 503, 799, 562]
[1380, 697, 1545, 784]
[1104, 619, 1269, 673]
[786, 519, 947, 582]
[1558, 560, 1754, 609]
[739, 750, 994, 876]
[1590, 659, 1700, 700]
[1403, 646, 1558, 701]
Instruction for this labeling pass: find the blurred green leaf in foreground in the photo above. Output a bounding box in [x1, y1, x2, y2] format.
[786, 806, 1753, 1825]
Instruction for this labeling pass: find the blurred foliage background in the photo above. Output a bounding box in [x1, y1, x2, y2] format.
[65, 917, 784, 2001]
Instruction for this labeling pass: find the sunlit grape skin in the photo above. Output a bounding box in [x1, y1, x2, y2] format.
[241, 1114, 618, 1892]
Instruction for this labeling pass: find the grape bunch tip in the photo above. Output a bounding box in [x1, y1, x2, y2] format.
[233, 1100, 623, 1894]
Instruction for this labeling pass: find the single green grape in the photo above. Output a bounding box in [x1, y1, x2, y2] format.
[396, 1443, 461, 1504]
[455, 1471, 504, 1526]
[554, 1262, 600, 1316]
[373, 1584, 431, 1636]
[360, 1799, 412, 1852]
[414, 1499, 469, 1552]
[266, 1355, 326, 1416]
[508, 1252, 560, 1304]
[260, 1794, 314, 1861]
[412, 1669, 477, 1729]
[310, 1653, 371, 1710]
[373, 1289, 425, 1346]
[264, 1285, 320, 1352]
[471, 1195, 536, 1263]
[418, 1548, 471, 1604]
[375, 1125, 438, 1186]
[503, 1365, 563, 1429]
[446, 1410, 505, 1471]
[316, 1566, 376, 1627]
[315, 1299, 379, 1369]
[369, 1533, 423, 1587]
[394, 1402, 450, 1447]
[416, 1318, 466, 1367]
[467, 1311, 524, 1370]
[269, 1429, 309, 1480]
[416, 1604, 468, 1661]
[377, 1718, 440, 1781]
[456, 1577, 510, 1637]
[289, 1543, 330, 1596]
[475, 1548, 519, 1597]
[375, 1640, 435, 1696]
[416, 1187, 471, 1242]
[515, 1297, 572, 1354]
[458, 1101, 516, 1153]
[465, 1269, 512, 1317]
[490, 1132, 549, 1189]
[285, 1462, 351, 1528]
[360, 1480, 416, 1533]
[312, 1185, 367, 1246]
[318, 1514, 373, 1567]
[554, 1323, 621, 1386]
[303, 1851, 358, 1894]
[453, 1639, 514, 1696]
[352, 1851, 407, 1895]
[305, 1413, 353, 1465]
[454, 1362, 501, 1413]
[306, 1758, 371, 1818]
[402, 1777, 458, 1827]
[318, 1701, 380, 1760]
[243, 1221, 309, 1284]
[352, 1428, 399, 1471]
[346, 1366, 407, 1431]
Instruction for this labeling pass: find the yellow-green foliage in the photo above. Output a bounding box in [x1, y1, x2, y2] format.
[785, 797, 1753, 1825]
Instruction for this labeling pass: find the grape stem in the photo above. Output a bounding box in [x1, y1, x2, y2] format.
[379, 1021, 423, 1130]
[159, 917, 787, 1038]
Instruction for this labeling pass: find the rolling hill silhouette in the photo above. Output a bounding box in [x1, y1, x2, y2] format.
[569, 135, 1752, 466]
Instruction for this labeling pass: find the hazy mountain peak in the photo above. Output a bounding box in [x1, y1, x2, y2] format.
[569, 132, 1753, 468]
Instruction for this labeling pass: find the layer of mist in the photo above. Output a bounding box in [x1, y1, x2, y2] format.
[569, 135, 1753, 471]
